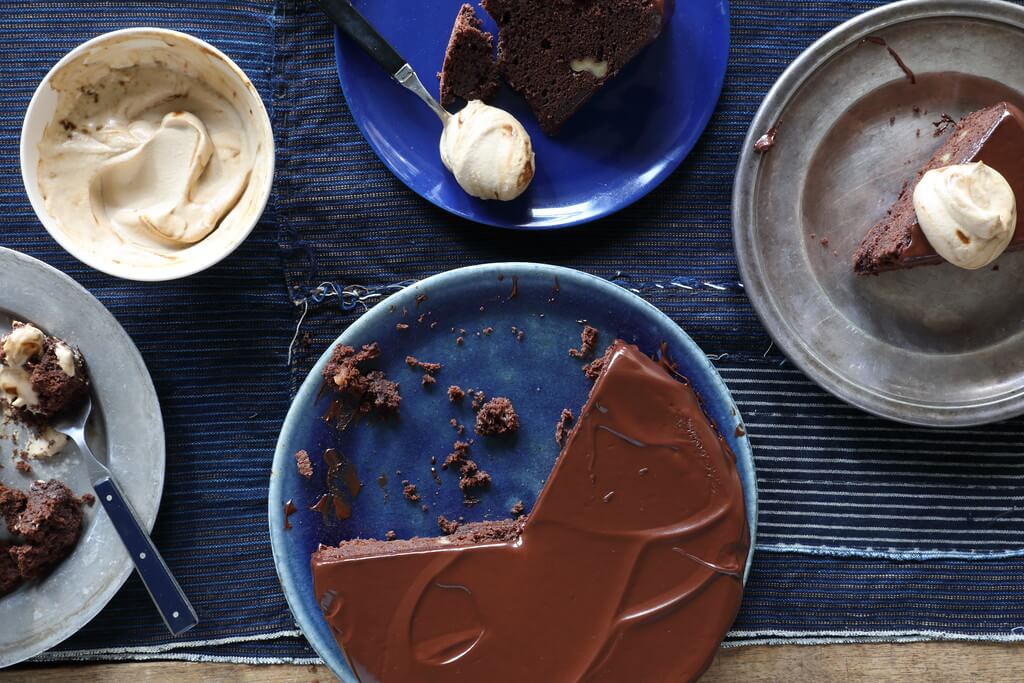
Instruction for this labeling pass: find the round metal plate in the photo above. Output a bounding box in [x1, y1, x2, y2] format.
[733, 0, 1024, 427]
[0, 248, 165, 666]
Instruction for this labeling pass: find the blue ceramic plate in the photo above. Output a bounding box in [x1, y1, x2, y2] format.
[332, 1, 730, 229]
[269, 263, 757, 680]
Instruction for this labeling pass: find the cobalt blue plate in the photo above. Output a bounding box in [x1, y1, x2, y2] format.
[269, 263, 757, 681]
[331, 1, 730, 229]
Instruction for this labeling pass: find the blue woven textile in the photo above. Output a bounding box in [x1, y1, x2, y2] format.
[0, 0, 1021, 665]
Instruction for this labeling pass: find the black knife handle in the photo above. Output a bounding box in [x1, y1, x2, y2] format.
[314, 0, 406, 77]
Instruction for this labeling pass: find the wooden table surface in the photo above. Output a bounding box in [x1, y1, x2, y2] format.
[3, 642, 1021, 681]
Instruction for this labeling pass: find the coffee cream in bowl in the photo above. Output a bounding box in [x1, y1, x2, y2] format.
[21, 28, 274, 281]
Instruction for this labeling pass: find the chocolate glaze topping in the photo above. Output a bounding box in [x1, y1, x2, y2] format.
[311, 342, 749, 681]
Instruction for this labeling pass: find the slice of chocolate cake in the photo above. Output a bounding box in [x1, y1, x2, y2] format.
[854, 102, 1024, 274]
[0, 322, 89, 421]
[0, 479, 86, 595]
[438, 4, 500, 108]
[481, 0, 671, 134]
[311, 341, 749, 682]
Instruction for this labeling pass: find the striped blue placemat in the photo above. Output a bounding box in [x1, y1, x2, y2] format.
[1, 0, 1022, 666]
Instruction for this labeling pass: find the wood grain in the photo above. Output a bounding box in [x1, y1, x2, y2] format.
[2, 642, 1021, 682]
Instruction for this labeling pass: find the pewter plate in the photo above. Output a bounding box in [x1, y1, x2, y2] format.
[734, 0, 1024, 427]
[0, 247, 165, 666]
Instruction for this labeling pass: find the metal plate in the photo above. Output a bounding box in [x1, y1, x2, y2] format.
[733, 0, 1024, 427]
[268, 263, 757, 682]
[0, 248, 165, 667]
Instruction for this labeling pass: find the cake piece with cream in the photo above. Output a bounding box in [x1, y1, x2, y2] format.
[0, 322, 89, 422]
[854, 102, 1024, 274]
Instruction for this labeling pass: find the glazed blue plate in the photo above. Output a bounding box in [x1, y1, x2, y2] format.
[332, 1, 730, 229]
[269, 263, 757, 681]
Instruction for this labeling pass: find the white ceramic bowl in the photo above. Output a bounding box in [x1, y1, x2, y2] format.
[20, 28, 274, 282]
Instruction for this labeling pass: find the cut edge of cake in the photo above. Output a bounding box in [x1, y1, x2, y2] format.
[438, 4, 500, 109]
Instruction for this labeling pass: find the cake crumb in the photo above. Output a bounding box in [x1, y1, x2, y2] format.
[511, 326, 525, 342]
[415, 293, 427, 307]
[14, 460, 31, 474]
[444, 441, 472, 469]
[395, 323, 409, 331]
[568, 325, 599, 359]
[888, 116, 895, 126]
[422, 374, 436, 386]
[483, 327, 493, 335]
[475, 397, 520, 436]
[294, 449, 314, 479]
[555, 408, 574, 446]
[470, 390, 487, 411]
[437, 515, 461, 535]
[385, 530, 397, 541]
[455, 336, 464, 346]
[80, 493, 96, 506]
[448, 385, 465, 402]
[820, 237, 829, 248]
[583, 356, 606, 382]
[406, 356, 442, 374]
[754, 119, 781, 153]
[458, 460, 492, 492]
[402, 481, 420, 503]
[510, 500, 525, 518]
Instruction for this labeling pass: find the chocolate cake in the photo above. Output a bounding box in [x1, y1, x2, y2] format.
[438, 4, 500, 108]
[0, 479, 86, 596]
[481, 0, 671, 134]
[322, 342, 401, 417]
[0, 322, 88, 421]
[854, 102, 1024, 274]
[311, 341, 749, 681]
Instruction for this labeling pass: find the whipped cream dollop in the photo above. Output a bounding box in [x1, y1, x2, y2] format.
[36, 32, 270, 271]
[913, 162, 1017, 270]
[440, 100, 535, 201]
[0, 324, 45, 410]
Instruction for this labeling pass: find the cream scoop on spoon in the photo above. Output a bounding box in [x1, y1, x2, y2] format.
[313, 0, 534, 201]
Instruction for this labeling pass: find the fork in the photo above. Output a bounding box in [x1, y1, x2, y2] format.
[53, 396, 198, 636]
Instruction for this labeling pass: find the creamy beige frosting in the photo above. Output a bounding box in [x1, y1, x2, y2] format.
[0, 324, 44, 410]
[440, 100, 535, 201]
[37, 34, 264, 268]
[54, 343, 76, 378]
[913, 162, 1017, 270]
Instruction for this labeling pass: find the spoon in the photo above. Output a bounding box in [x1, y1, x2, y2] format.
[52, 396, 198, 636]
[312, 0, 450, 123]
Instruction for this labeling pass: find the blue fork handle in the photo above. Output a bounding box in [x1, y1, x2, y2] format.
[93, 477, 199, 636]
